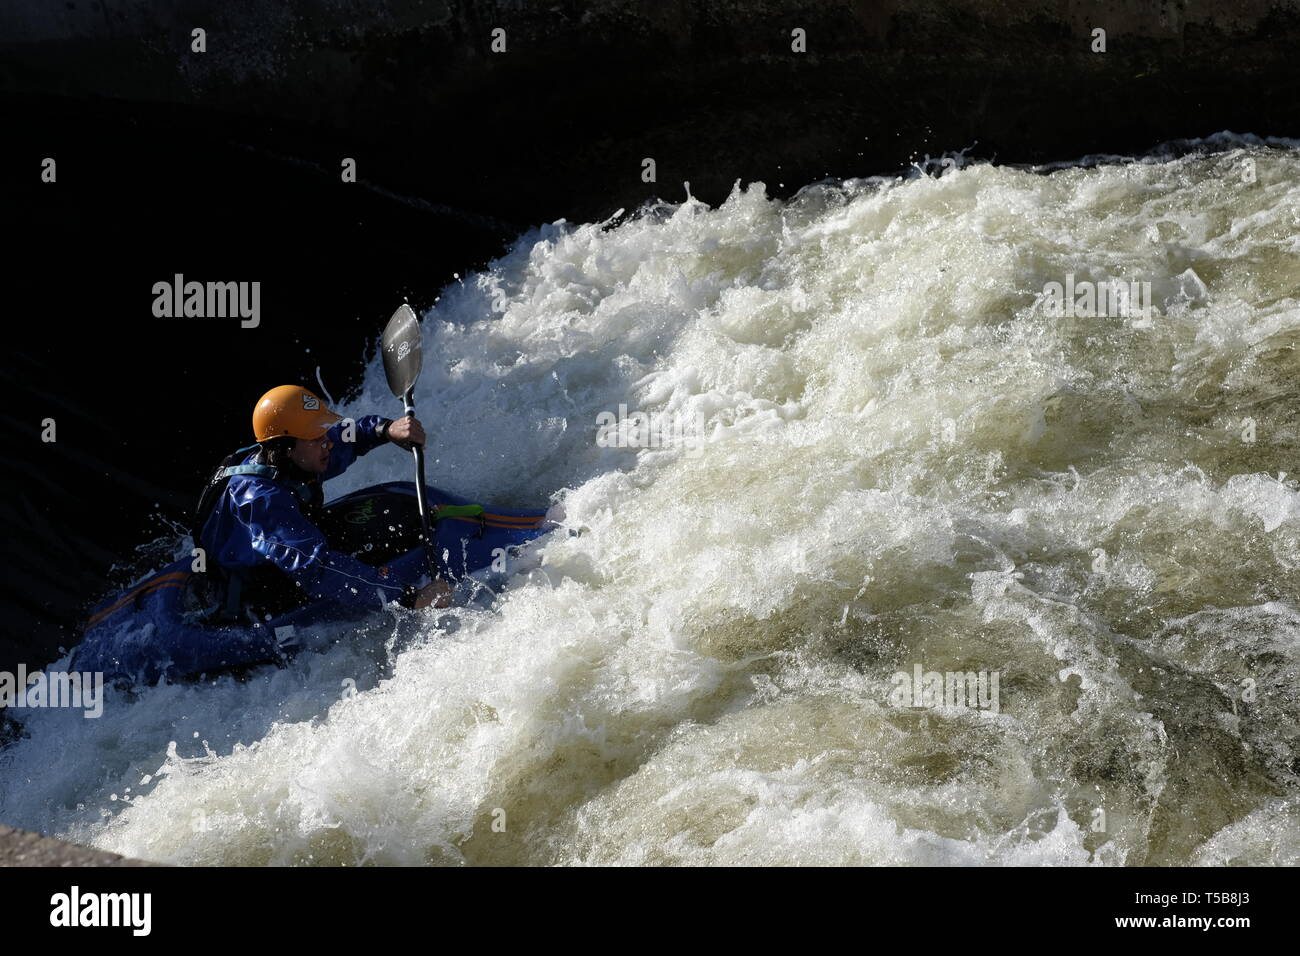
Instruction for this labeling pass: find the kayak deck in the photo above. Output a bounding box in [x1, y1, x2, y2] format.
[71, 482, 553, 685]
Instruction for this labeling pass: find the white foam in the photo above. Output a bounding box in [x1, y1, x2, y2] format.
[6, 142, 1300, 865]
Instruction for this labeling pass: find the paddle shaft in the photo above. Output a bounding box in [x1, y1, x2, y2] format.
[403, 386, 441, 582]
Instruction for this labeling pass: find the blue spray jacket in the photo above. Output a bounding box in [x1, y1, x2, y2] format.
[197, 415, 408, 612]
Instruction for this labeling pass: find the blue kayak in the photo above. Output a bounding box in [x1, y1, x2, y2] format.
[71, 482, 553, 685]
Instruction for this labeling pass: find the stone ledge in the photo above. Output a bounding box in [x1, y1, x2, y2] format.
[0, 825, 159, 867]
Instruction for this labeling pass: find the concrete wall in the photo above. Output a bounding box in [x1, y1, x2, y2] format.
[0, 824, 156, 866]
[3, 0, 1297, 221]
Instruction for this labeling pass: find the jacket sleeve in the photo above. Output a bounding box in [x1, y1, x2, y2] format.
[321, 414, 392, 481]
[235, 480, 407, 611]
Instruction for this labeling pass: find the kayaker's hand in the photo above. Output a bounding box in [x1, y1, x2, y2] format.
[387, 415, 425, 450]
[409, 578, 453, 609]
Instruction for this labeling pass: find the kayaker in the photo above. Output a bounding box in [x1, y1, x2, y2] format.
[194, 385, 451, 620]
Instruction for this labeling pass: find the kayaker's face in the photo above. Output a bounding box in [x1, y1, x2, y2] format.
[290, 433, 332, 474]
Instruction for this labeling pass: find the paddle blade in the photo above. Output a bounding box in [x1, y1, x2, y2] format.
[381, 304, 423, 398]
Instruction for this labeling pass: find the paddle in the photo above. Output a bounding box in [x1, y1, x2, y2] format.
[381, 304, 441, 584]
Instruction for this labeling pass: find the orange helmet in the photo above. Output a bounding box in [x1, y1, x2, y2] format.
[252, 385, 343, 441]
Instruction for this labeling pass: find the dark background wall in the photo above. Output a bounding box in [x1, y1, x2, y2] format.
[2, 0, 1298, 672]
[4, 0, 1299, 221]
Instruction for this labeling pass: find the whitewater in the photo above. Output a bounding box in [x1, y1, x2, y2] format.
[3, 135, 1299, 865]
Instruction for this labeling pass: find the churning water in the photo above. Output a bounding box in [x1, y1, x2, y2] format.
[4, 134, 1300, 865]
